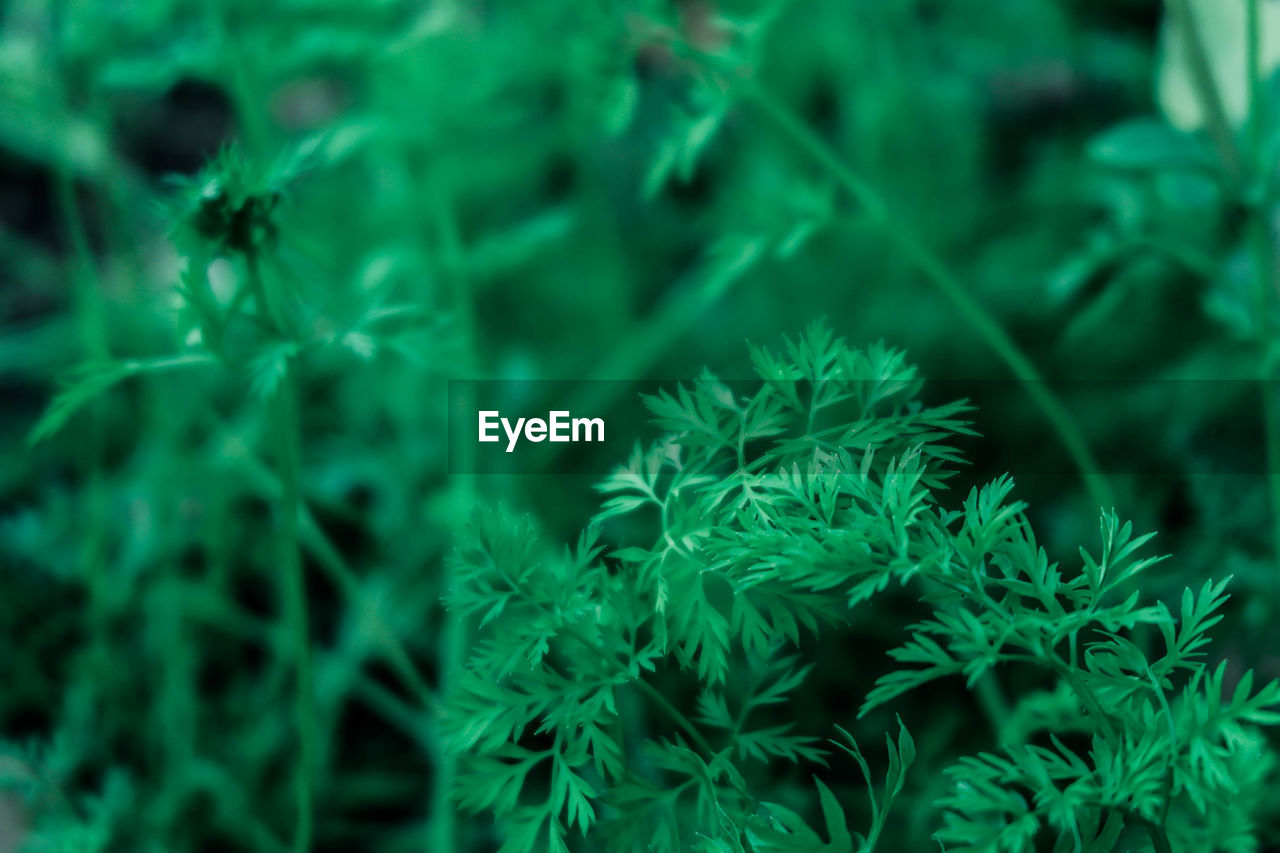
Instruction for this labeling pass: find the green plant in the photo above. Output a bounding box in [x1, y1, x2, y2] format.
[26, 142, 447, 851]
[1072, 0, 1280, 586]
[447, 324, 1280, 852]
[6, 2, 1280, 850]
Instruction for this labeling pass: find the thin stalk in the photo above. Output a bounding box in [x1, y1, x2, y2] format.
[536, 612, 718, 759]
[245, 252, 286, 333]
[589, 647, 720, 759]
[207, 2, 270, 154]
[548, 257, 750, 463]
[1165, 0, 1280, 581]
[972, 672, 1013, 740]
[430, 186, 470, 853]
[54, 174, 108, 358]
[296, 508, 438, 710]
[480, 551, 748, 824]
[1132, 813, 1175, 853]
[740, 82, 1115, 512]
[193, 760, 292, 853]
[271, 367, 316, 853]
[151, 574, 197, 830]
[633, 673, 719, 758]
[1176, 0, 1280, 579]
[1248, 0, 1266, 161]
[1245, 0, 1280, 579]
[1251, 218, 1280, 578]
[1053, 661, 1118, 742]
[1164, 0, 1246, 186]
[354, 677, 438, 753]
[1145, 668, 1178, 828]
[207, 429, 438, 711]
[53, 169, 113, 696]
[493, 567, 725, 769]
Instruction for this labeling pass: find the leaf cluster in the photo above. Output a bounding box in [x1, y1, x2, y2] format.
[447, 324, 1280, 852]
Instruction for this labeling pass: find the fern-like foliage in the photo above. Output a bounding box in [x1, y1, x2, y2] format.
[872, 499, 1280, 853]
[445, 322, 1280, 852]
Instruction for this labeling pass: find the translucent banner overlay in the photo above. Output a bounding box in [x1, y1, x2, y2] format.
[447, 379, 1279, 476]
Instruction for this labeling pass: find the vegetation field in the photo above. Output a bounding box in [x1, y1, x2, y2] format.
[3, 1, 1280, 851]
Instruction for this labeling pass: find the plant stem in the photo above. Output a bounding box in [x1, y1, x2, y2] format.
[550, 256, 750, 462]
[207, 431, 439, 711]
[1248, 0, 1266, 161]
[354, 677, 438, 753]
[972, 672, 1013, 740]
[53, 170, 112, 665]
[430, 186, 470, 853]
[245, 251, 286, 333]
[1164, 0, 1246, 186]
[54, 173, 108, 358]
[1145, 667, 1178, 829]
[1132, 812, 1174, 853]
[247, 247, 317, 841]
[296, 508, 438, 710]
[495, 567, 723, 765]
[1239, 0, 1280, 580]
[208, 2, 270, 155]
[1167, 0, 1280, 582]
[271, 367, 316, 853]
[557, 622, 719, 759]
[1251, 216, 1280, 579]
[740, 82, 1115, 512]
[1052, 660, 1118, 742]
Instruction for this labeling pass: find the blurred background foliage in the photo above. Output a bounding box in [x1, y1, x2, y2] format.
[2, 0, 1280, 850]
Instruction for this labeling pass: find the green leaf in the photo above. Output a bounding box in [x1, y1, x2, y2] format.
[1087, 118, 1215, 171]
[28, 354, 215, 446]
